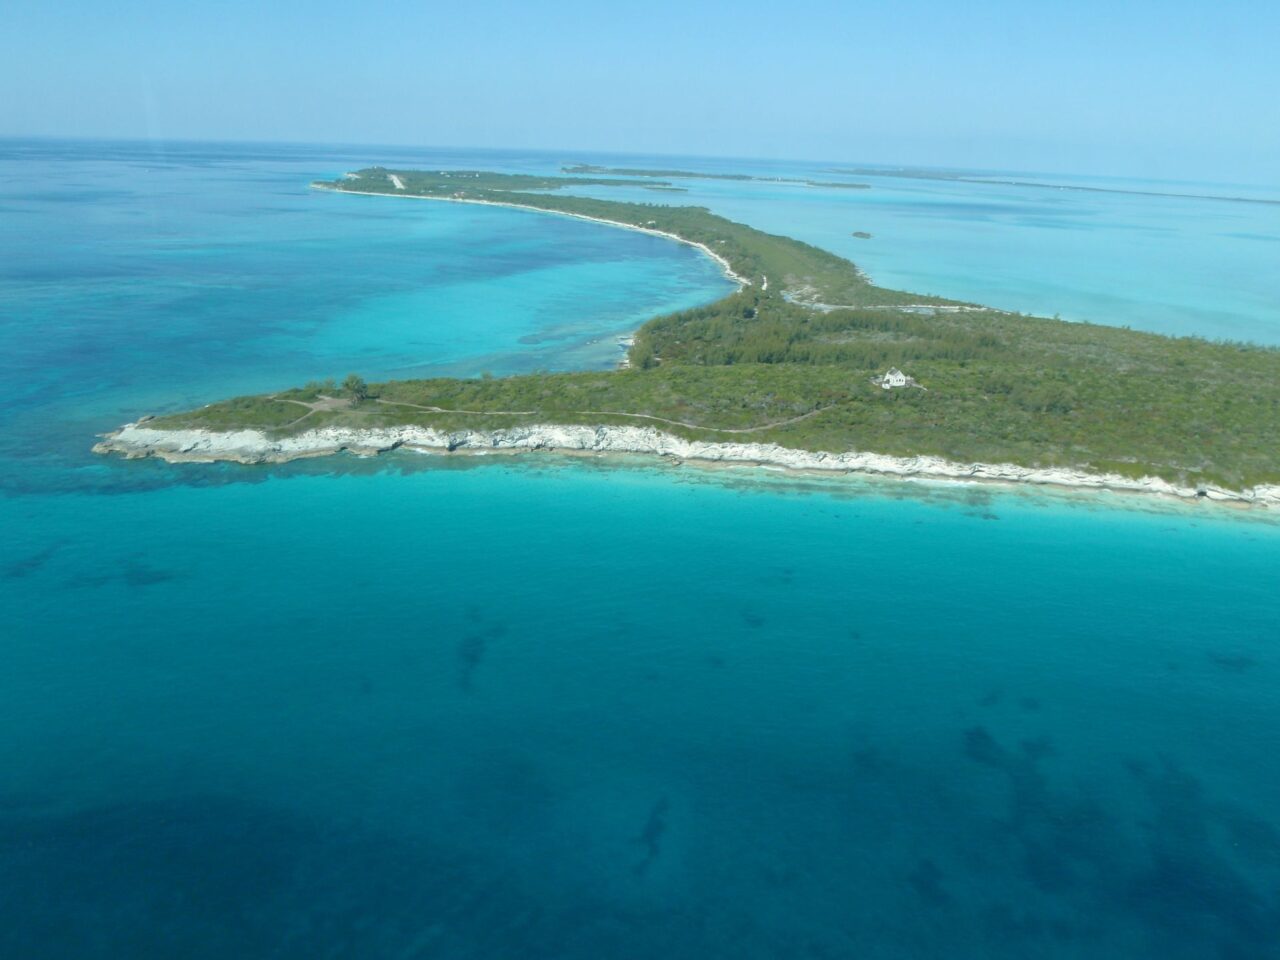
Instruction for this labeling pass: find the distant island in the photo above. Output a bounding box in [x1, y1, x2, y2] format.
[829, 167, 1280, 207]
[563, 164, 871, 190]
[93, 167, 1280, 507]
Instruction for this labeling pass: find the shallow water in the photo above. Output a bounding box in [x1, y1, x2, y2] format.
[0, 138, 733, 489]
[2, 140, 1279, 958]
[552, 157, 1280, 344]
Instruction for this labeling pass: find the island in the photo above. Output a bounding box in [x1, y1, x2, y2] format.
[563, 163, 871, 190]
[93, 167, 1280, 507]
[828, 167, 1280, 207]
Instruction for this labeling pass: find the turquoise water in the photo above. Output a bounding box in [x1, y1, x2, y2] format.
[0, 139, 732, 492]
[3, 140, 1280, 957]
[554, 159, 1280, 344]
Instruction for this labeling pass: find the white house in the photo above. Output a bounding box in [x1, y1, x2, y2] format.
[880, 367, 909, 389]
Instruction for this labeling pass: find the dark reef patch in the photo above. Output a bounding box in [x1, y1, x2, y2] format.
[2, 542, 65, 579]
[1207, 651, 1261, 673]
[456, 614, 509, 691]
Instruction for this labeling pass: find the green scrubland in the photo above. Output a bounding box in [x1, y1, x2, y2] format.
[151, 168, 1280, 490]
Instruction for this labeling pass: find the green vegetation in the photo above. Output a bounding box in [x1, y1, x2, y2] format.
[343, 373, 369, 401]
[355, 168, 675, 191]
[154, 395, 306, 431]
[324, 168, 951, 307]
[151, 169, 1280, 490]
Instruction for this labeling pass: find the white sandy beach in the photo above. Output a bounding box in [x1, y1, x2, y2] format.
[311, 182, 751, 288]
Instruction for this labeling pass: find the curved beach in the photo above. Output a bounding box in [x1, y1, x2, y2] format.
[312, 183, 751, 288]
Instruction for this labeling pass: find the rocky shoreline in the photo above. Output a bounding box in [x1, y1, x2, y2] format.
[93, 422, 1280, 509]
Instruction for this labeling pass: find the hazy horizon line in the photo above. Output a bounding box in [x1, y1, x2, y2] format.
[2, 132, 1276, 193]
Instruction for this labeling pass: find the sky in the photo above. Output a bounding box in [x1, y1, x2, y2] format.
[4, 0, 1279, 183]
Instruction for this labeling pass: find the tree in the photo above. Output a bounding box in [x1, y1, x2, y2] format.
[343, 374, 369, 401]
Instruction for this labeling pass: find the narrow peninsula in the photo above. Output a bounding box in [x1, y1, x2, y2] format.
[94, 167, 1280, 507]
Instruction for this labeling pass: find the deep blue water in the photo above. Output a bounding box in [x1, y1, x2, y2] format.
[2, 139, 1280, 958]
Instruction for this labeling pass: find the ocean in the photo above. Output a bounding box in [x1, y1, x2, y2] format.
[2, 138, 1278, 958]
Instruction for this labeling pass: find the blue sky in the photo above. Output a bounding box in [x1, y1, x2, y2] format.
[5, 0, 1278, 182]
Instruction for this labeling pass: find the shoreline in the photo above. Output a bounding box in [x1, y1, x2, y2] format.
[93, 422, 1280, 510]
[311, 183, 751, 288]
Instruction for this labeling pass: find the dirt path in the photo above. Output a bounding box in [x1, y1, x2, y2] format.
[271, 394, 353, 428]
[372, 398, 833, 435]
